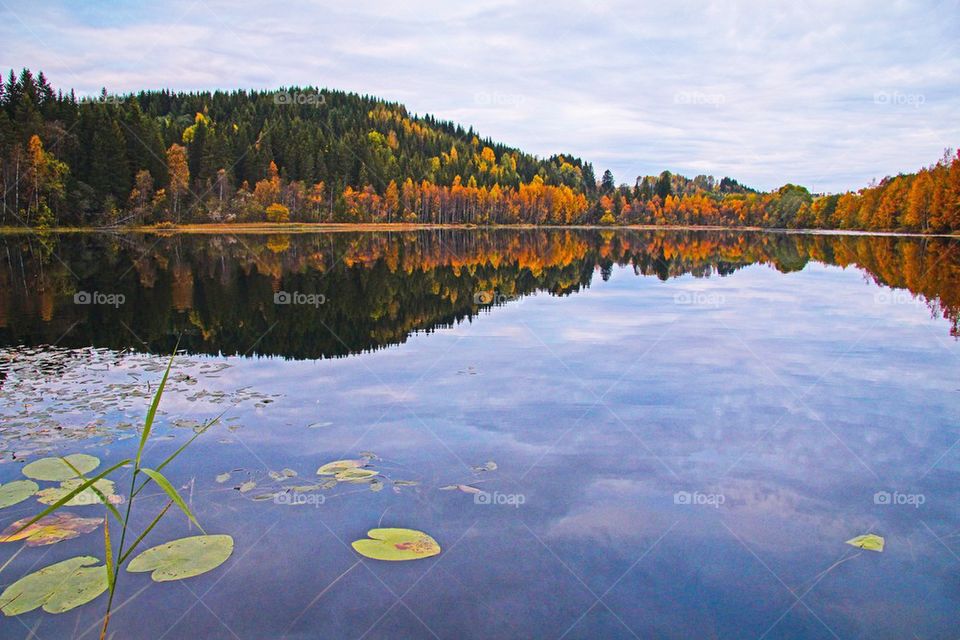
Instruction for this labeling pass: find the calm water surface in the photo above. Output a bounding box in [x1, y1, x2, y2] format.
[0, 229, 958, 639]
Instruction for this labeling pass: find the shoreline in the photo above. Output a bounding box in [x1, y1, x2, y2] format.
[0, 222, 956, 239]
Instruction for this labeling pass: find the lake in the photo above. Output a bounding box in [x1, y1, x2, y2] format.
[1, 229, 958, 639]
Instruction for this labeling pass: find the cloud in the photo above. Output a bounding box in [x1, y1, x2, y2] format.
[1, 0, 957, 191]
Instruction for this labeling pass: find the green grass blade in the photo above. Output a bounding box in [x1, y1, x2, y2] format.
[130, 412, 222, 501]
[104, 517, 115, 595]
[7, 459, 131, 537]
[139, 468, 204, 533]
[137, 347, 178, 469]
[118, 501, 173, 565]
[62, 456, 124, 522]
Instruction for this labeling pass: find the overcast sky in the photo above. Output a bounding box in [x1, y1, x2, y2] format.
[2, 0, 958, 192]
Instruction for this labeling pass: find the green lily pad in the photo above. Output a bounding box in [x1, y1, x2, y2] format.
[351, 528, 441, 562]
[317, 459, 365, 476]
[37, 478, 119, 507]
[335, 469, 379, 483]
[127, 534, 234, 582]
[22, 454, 100, 481]
[0, 480, 39, 509]
[846, 533, 884, 552]
[0, 556, 108, 615]
[1, 513, 103, 547]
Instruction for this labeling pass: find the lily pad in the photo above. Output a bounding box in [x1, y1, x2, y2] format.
[440, 484, 483, 494]
[1, 514, 103, 547]
[127, 534, 234, 582]
[0, 556, 108, 615]
[238, 481, 256, 493]
[0, 480, 39, 509]
[335, 469, 379, 483]
[472, 461, 497, 472]
[281, 468, 297, 478]
[37, 479, 119, 507]
[22, 454, 100, 481]
[317, 459, 365, 476]
[351, 528, 441, 562]
[215, 472, 231, 484]
[846, 533, 884, 552]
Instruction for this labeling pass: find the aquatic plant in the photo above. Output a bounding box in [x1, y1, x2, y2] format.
[0, 348, 234, 639]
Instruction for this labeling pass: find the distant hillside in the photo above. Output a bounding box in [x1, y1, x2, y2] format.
[0, 69, 594, 226]
[1, 69, 957, 232]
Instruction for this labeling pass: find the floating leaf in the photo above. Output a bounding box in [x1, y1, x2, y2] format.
[0, 556, 108, 615]
[1, 513, 103, 547]
[335, 469, 379, 483]
[351, 528, 441, 562]
[846, 533, 884, 552]
[471, 461, 497, 472]
[37, 479, 119, 507]
[215, 472, 231, 484]
[268, 471, 283, 481]
[440, 484, 483, 494]
[238, 481, 256, 493]
[369, 478, 384, 492]
[393, 480, 419, 487]
[281, 468, 297, 478]
[127, 534, 234, 582]
[252, 493, 280, 502]
[307, 422, 332, 429]
[0, 480, 38, 509]
[359, 451, 380, 460]
[22, 454, 100, 481]
[317, 459, 364, 476]
[291, 484, 324, 493]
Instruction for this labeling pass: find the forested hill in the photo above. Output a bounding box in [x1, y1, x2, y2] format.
[1, 68, 958, 232]
[0, 69, 595, 226]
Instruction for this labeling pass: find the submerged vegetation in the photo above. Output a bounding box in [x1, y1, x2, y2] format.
[2, 69, 958, 232]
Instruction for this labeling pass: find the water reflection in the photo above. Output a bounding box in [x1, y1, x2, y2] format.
[1, 229, 958, 358]
[0, 229, 958, 639]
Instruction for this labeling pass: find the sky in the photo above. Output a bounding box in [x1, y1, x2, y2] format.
[1, 0, 958, 192]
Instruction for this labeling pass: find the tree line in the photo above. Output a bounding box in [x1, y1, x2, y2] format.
[1, 69, 957, 232]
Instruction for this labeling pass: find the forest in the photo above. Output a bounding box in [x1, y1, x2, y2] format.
[1, 69, 958, 232]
